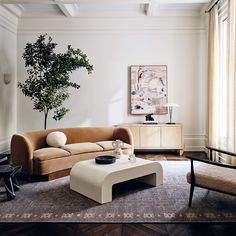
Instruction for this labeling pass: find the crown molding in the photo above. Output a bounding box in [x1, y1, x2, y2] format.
[17, 15, 206, 34]
[184, 133, 207, 151]
[4, 4, 23, 17]
[0, 6, 18, 33]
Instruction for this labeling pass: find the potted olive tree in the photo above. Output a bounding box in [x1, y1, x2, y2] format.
[18, 34, 93, 129]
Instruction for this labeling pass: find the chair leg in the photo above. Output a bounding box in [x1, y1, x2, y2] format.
[188, 183, 195, 207]
[12, 176, 20, 191]
[3, 176, 16, 200]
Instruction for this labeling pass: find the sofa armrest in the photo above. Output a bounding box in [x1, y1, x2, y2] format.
[11, 134, 34, 175]
[113, 127, 134, 150]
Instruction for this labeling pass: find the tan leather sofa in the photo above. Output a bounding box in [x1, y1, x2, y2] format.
[11, 127, 133, 180]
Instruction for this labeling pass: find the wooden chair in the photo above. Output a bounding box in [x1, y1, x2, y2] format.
[186, 146, 236, 207]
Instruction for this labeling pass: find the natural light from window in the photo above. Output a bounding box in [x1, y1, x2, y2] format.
[217, 4, 228, 149]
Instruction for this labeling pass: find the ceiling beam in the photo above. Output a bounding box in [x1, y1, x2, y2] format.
[153, 0, 210, 3]
[3, 4, 23, 16]
[146, 0, 158, 16]
[57, 3, 75, 17]
[146, 0, 210, 16]
[0, 0, 79, 4]
[0, 0, 151, 4]
[75, 0, 150, 3]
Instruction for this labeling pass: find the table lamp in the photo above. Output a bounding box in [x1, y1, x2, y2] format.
[164, 103, 179, 124]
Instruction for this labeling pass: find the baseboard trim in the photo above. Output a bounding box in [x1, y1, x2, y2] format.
[184, 134, 207, 152]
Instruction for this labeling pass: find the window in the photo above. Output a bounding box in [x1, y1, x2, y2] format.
[218, 6, 228, 149]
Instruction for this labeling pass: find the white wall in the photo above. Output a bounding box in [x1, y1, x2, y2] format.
[17, 16, 208, 151]
[0, 7, 17, 152]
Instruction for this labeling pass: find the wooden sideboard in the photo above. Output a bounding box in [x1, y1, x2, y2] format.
[118, 123, 184, 155]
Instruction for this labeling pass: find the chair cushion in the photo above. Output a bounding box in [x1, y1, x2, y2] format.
[61, 142, 103, 155]
[34, 147, 70, 161]
[96, 141, 131, 151]
[186, 163, 236, 195]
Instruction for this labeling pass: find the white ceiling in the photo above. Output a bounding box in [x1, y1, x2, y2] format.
[0, 0, 212, 18]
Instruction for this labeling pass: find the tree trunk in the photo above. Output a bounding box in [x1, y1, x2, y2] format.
[44, 111, 48, 130]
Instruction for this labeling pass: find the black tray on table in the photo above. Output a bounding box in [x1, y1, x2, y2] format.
[95, 155, 116, 164]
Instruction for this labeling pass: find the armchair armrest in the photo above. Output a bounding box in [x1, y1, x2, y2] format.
[185, 153, 236, 169]
[206, 146, 236, 161]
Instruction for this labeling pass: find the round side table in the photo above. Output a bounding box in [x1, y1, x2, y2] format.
[0, 165, 22, 200]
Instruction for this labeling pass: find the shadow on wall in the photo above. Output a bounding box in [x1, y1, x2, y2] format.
[42, 66, 127, 129]
[0, 49, 15, 143]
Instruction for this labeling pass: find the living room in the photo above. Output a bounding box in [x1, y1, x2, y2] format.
[0, 0, 235, 235]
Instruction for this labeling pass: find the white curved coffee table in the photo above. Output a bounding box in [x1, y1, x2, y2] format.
[70, 156, 163, 204]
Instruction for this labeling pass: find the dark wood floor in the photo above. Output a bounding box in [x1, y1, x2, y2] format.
[1, 222, 236, 236]
[1, 152, 234, 236]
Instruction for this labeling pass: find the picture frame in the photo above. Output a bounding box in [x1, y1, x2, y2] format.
[130, 65, 168, 115]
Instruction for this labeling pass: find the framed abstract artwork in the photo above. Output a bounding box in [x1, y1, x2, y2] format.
[130, 65, 168, 114]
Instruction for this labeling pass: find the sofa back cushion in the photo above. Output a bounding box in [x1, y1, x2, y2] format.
[24, 127, 118, 151]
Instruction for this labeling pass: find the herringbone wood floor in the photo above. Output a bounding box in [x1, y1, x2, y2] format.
[0, 222, 236, 236]
[1, 152, 235, 236]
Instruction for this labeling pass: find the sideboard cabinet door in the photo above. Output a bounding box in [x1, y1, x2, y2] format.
[161, 126, 183, 148]
[128, 126, 140, 147]
[117, 124, 184, 155]
[140, 126, 160, 148]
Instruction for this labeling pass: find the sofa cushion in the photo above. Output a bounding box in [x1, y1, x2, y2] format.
[96, 141, 131, 151]
[46, 131, 67, 147]
[61, 142, 103, 155]
[34, 147, 70, 161]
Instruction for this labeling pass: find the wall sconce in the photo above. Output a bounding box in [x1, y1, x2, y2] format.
[3, 73, 11, 85]
[164, 103, 180, 124]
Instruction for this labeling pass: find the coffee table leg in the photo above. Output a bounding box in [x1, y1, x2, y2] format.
[136, 173, 160, 186]
[3, 176, 15, 200]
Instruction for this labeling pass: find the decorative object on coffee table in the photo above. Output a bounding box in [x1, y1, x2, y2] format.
[0, 164, 21, 200]
[164, 103, 180, 124]
[95, 156, 116, 164]
[112, 140, 124, 159]
[128, 153, 136, 163]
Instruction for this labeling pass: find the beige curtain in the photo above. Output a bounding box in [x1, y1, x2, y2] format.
[227, 0, 236, 163]
[208, 5, 219, 151]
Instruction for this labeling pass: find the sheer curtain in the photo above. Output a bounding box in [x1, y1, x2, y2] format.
[208, 0, 236, 162]
[227, 0, 236, 162]
[208, 5, 219, 154]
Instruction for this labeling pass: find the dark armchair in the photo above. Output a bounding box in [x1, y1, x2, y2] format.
[186, 146, 236, 207]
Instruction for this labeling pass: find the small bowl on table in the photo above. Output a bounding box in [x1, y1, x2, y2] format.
[95, 156, 116, 164]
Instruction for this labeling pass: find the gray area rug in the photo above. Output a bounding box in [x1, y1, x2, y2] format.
[0, 161, 236, 223]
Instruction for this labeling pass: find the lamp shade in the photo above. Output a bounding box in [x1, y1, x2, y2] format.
[164, 103, 179, 125]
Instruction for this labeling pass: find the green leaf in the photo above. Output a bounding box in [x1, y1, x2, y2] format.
[18, 34, 93, 129]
